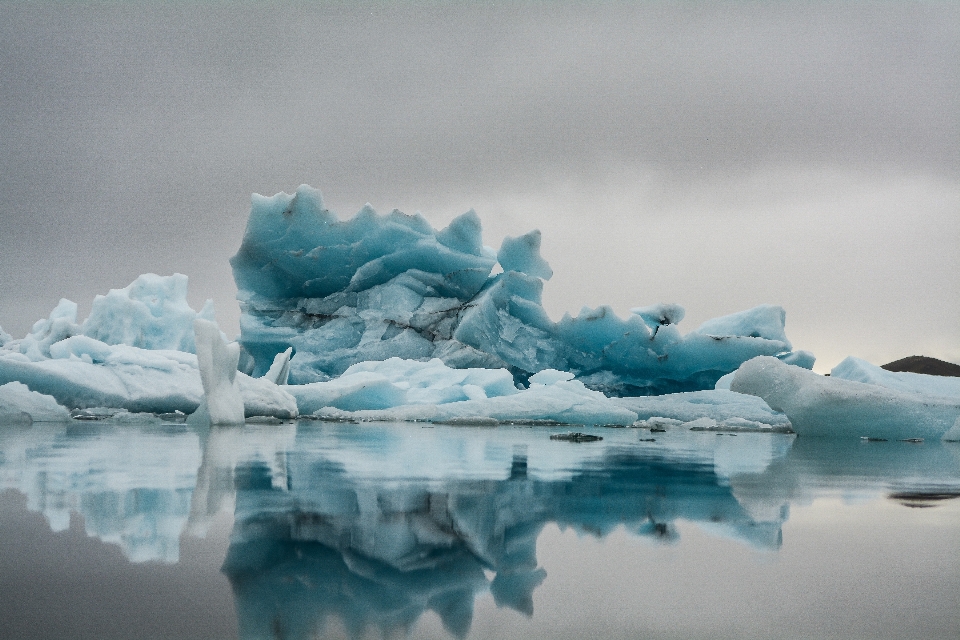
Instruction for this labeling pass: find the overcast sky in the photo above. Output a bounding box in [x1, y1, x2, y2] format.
[1, 2, 957, 371]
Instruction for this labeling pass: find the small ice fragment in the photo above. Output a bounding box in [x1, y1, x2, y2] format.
[264, 347, 293, 385]
[193, 319, 244, 425]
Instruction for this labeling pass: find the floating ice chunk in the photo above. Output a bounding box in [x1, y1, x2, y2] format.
[312, 378, 638, 426]
[0, 381, 71, 423]
[692, 304, 790, 346]
[289, 357, 633, 425]
[1, 337, 296, 418]
[263, 347, 292, 385]
[497, 230, 553, 280]
[82, 273, 215, 353]
[289, 357, 518, 414]
[0, 345, 203, 412]
[731, 356, 960, 439]
[193, 319, 244, 425]
[291, 371, 407, 413]
[613, 389, 791, 429]
[830, 356, 960, 400]
[0, 325, 11, 347]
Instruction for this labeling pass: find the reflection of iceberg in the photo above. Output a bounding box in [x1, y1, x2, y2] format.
[0, 423, 202, 562]
[219, 424, 793, 639]
[3, 419, 958, 639]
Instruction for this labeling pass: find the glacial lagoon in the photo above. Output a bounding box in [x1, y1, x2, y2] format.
[1, 419, 958, 640]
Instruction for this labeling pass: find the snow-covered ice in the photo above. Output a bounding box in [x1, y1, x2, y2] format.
[730, 356, 960, 440]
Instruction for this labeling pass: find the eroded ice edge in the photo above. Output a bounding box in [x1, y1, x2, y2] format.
[1, 184, 958, 440]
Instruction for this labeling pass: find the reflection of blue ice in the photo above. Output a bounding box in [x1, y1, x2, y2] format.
[1, 420, 958, 639]
[221, 425, 790, 639]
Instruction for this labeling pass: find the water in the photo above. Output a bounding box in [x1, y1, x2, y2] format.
[1, 419, 958, 639]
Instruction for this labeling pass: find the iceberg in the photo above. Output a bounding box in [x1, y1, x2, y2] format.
[82, 272, 216, 353]
[289, 357, 638, 425]
[230, 185, 810, 394]
[0, 276, 298, 419]
[612, 389, 792, 431]
[193, 319, 245, 425]
[7, 273, 215, 363]
[730, 356, 960, 440]
[0, 381, 71, 423]
[830, 356, 960, 400]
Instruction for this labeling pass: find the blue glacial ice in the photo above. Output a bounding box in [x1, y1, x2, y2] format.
[230, 185, 810, 394]
[730, 356, 960, 440]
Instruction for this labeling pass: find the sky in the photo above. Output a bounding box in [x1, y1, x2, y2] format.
[1, 1, 957, 372]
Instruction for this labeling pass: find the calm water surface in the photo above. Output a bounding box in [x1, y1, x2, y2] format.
[1, 419, 958, 639]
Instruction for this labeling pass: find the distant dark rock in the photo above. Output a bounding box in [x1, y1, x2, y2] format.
[880, 355, 960, 377]
[550, 432, 603, 443]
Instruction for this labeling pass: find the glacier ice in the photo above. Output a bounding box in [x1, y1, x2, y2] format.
[230, 185, 810, 394]
[0, 275, 298, 418]
[0, 381, 71, 423]
[82, 272, 216, 352]
[612, 389, 793, 431]
[9, 273, 215, 363]
[263, 347, 293, 385]
[830, 356, 960, 400]
[193, 319, 245, 425]
[288, 357, 638, 425]
[730, 356, 960, 440]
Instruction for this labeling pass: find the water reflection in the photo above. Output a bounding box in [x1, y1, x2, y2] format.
[1, 420, 958, 638]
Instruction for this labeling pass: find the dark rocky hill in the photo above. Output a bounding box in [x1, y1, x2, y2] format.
[881, 356, 960, 377]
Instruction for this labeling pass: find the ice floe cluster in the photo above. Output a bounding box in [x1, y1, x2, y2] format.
[1, 183, 958, 440]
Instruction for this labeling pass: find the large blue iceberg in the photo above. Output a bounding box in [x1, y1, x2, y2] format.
[231, 185, 811, 394]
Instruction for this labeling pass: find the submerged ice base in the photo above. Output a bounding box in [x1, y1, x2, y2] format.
[231, 185, 812, 395]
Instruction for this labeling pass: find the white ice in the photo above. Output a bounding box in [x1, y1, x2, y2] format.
[613, 389, 792, 431]
[830, 356, 960, 400]
[730, 356, 960, 439]
[289, 357, 638, 425]
[0, 381, 71, 423]
[0, 276, 297, 418]
[193, 319, 245, 425]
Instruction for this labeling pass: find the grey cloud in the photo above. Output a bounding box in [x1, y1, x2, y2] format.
[0, 2, 956, 367]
